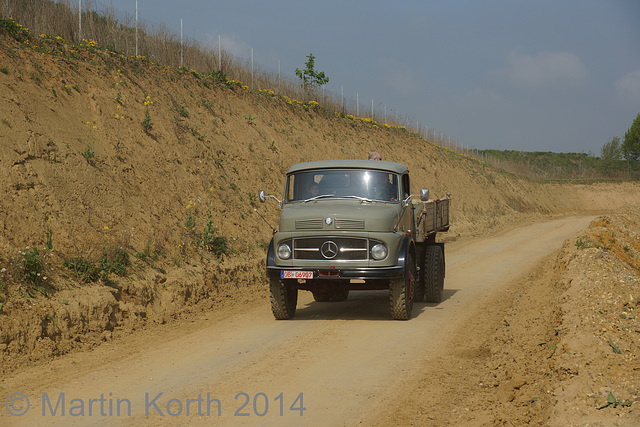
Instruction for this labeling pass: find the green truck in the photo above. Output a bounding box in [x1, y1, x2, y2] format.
[259, 160, 450, 320]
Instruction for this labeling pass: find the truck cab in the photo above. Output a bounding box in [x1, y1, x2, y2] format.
[260, 160, 450, 320]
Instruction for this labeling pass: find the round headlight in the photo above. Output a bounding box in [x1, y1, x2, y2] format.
[277, 243, 292, 259]
[371, 243, 388, 260]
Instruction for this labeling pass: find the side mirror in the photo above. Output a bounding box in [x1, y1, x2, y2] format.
[420, 189, 429, 201]
[258, 190, 283, 207]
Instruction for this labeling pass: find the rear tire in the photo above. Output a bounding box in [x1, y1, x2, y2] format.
[414, 245, 426, 302]
[270, 278, 298, 319]
[424, 245, 445, 303]
[390, 251, 415, 320]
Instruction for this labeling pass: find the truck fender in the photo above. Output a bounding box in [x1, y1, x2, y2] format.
[266, 237, 276, 267]
[395, 234, 415, 270]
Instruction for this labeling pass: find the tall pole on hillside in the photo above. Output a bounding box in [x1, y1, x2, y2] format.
[180, 18, 183, 68]
[78, 0, 82, 42]
[251, 48, 254, 90]
[218, 35, 221, 72]
[135, 0, 138, 57]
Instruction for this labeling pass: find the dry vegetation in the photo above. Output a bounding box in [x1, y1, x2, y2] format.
[5, 0, 634, 181]
[2, 0, 401, 127]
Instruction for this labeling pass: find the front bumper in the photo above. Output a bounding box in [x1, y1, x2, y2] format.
[266, 265, 405, 281]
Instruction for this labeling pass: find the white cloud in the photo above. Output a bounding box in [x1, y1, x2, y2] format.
[205, 33, 250, 59]
[498, 51, 591, 90]
[377, 57, 425, 96]
[615, 69, 640, 102]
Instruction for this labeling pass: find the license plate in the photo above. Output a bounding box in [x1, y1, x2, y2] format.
[281, 270, 313, 279]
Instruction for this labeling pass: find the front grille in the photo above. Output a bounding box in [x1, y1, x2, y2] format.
[293, 237, 368, 260]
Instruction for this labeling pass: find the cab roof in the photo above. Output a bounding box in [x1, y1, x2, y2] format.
[286, 160, 409, 175]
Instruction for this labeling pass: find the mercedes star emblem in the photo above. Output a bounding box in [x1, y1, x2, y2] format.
[321, 241, 338, 259]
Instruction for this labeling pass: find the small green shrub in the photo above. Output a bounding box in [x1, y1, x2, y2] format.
[135, 239, 155, 260]
[0, 18, 30, 42]
[83, 142, 95, 161]
[65, 246, 130, 282]
[178, 105, 189, 118]
[202, 213, 230, 259]
[142, 111, 153, 133]
[185, 213, 196, 233]
[64, 257, 100, 282]
[45, 223, 54, 251]
[19, 247, 45, 285]
[575, 236, 594, 250]
[110, 247, 130, 275]
[206, 70, 227, 83]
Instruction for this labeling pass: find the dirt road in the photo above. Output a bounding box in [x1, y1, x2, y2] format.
[0, 216, 594, 426]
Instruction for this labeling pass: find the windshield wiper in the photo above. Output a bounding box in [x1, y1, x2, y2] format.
[303, 194, 334, 202]
[340, 195, 373, 202]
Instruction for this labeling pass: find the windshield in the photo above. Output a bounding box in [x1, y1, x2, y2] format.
[285, 169, 399, 203]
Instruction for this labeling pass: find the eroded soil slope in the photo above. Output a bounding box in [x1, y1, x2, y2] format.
[364, 208, 640, 426]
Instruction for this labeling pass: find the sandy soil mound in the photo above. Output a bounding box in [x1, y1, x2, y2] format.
[363, 208, 640, 426]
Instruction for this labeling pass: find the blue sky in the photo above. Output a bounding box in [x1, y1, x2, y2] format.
[100, 0, 640, 154]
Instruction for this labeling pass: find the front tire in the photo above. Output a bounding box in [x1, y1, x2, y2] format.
[424, 245, 445, 303]
[270, 278, 298, 319]
[390, 251, 415, 320]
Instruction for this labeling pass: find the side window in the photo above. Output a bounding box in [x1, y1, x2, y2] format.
[401, 174, 410, 199]
[286, 174, 296, 201]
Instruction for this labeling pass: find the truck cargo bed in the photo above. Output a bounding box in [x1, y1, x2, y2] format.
[413, 193, 451, 241]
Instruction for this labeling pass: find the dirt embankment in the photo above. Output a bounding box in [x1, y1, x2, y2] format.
[363, 208, 640, 426]
[1, 27, 640, 375]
